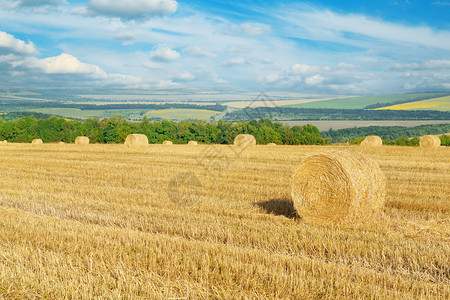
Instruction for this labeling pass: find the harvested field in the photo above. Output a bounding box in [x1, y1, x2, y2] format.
[0, 144, 448, 298]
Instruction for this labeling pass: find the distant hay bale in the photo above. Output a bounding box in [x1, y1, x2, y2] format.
[59, 141, 65, 144]
[188, 141, 198, 145]
[420, 135, 441, 147]
[1, 140, 7, 144]
[234, 134, 256, 147]
[124, 134, 148, 148]
[291, 149, 386, 225]
[31, 139, 43, 145]
[267, 143, 276, 146]
[360, 135, 382, 147]
[163, 140, 173, 145]
[75, 136, 89, 145]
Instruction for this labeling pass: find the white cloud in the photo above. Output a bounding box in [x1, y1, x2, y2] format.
[150, 45, 180, 62]
[0, 32, 144, 87]
[265, 74, 280, 83]
[432, 1, 450, 6]
[280, 7, 450, 50]
[174, 71, 195, 81]
[142, 61, 162, 70]
[305, 74, 325, 85]
[113, 31, 137, 45]
[35, 53, 106, 77]
[393, 59, 450, 70]
[185, 46, 216, 58]
[157, 80, 182, 89]
[223, 57, 246, 67]
[18, 0, 65, 6]
[239, 23, 270, 35]
[81, 0, 178, 21]
[290, 64, 322, 75]
[4, 0, 65, 8]
[0, 31, 37, 55]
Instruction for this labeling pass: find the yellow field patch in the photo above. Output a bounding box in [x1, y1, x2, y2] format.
[377, 95, 450, 111]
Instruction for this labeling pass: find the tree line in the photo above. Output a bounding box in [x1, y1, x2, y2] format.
[1, 115, 448, 146]
[322, 123, 450, 143]
[222, 107, 450, 121]
[0, 116, 328, 145]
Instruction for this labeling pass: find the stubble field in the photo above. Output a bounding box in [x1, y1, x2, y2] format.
[0, 143, 448, 299]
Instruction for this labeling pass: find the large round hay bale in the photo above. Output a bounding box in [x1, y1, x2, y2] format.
[291, 149, 386, 225]
[234, 134, 256, 147]
[267, 143, 276, 146]
[1, 140, 7, 144]
[59, 141, 65, 144]
[124, 134, 148, 148]
[420, 135, 441, 147]
[31, 139, 43, 145]
[163, 140, 173, 145]
[75, 136, 89, 145]
[188, 141, 198, 145]
[360, 135, 382, 147]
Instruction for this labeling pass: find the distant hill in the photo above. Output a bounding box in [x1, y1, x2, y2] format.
[284, 92, 449, 109]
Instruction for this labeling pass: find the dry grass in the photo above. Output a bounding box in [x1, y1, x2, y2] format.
[0, 143, 448, 299]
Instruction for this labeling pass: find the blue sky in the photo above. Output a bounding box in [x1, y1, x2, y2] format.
[0, 0, 449, 95]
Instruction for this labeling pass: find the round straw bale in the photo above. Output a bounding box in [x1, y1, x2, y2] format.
[291, 149, 386, 225]
[124, 134, 148, 148]
[31, 139, 43, 145]
[267, 143, 276, 146]
[163, 140, 173, 145]
[1, 140, 7, 144]
[75, 136, 89, 145]
[188, 141, 198, 145]
[59, 141, 65, 144]
[360, 135, 382, 147]
[420, 135, 441, 147]
[233, 134, 256, 147]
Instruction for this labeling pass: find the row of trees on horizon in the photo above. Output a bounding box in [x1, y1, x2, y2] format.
[0, 115, 328, 145]
[0, 115, 449, 146]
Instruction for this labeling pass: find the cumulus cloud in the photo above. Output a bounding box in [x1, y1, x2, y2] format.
[35, 53, 106, 77]
[305, 74, 325, 85]
[173, 71, 195, 81]
[261, 62, 378, 94]
[290, 64, 322, 75]
[185, 46, 216, 58]
[265, 74, 280, 83]
[0, 32, 143, 87]
[150, 45, 180, 62]
[80, 0, 178, 21]
[223, 57, 246, 67]
[157, 80, 182, 89]
[0, 31, 37, 55]
[113, 31, 137, 45]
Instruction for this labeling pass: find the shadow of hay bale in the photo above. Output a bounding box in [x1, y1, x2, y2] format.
[254, 199, 299, 219]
